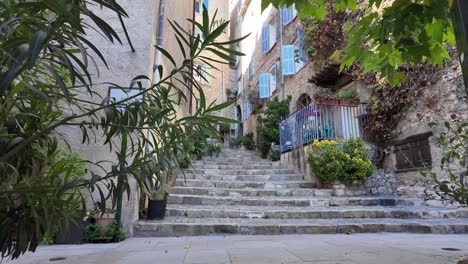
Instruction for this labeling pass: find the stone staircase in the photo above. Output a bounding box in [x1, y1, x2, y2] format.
[134, 149, 468, 236]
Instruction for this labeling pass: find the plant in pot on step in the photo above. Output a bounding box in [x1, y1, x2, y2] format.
[86, 202, 116, 229]
[145, 166, 177, 220]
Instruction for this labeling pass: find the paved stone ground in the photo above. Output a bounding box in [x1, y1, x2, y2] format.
[5, 234, 468, 264]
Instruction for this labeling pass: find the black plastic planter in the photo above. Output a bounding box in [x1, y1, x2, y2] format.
[55, 217, 86, 244]
[147, 199, 167, 220]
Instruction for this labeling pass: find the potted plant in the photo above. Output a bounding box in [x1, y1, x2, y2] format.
[235, 133, 255, 150]
[207, 144, 221, 158]
[87, 203, 116, 229]
[314, 96, 340, 106]
[147, 170, 176, 220]
[335, 89, 360, 106]
[191, 140, 207, 160]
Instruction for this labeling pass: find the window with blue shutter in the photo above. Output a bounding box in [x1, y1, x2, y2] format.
[262, 25, 269, 54]
[203, 0, 209, 11]
[297, 28, 307, 63]
[259, 73, 270, 98]
[282, 45, 295, 75]
[195, 0, 200, 13]
[282, 7, 293, 26]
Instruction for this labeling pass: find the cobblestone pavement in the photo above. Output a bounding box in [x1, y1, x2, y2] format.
[5, 234, 468, 264]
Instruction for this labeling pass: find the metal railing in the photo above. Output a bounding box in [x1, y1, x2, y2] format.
[280, 102, 368, 153]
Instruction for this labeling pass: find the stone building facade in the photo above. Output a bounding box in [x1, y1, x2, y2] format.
[231, 0, 468, 198]
[66, 0, 231, 234]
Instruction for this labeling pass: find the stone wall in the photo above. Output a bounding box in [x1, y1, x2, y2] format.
[383, 62, 467, 188]
[280, 145, 315, 183]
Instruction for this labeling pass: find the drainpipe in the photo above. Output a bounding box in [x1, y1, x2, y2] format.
[146, 0, 166, 153]
[279, 9, 285, 101]
[153, 0, 166, 86]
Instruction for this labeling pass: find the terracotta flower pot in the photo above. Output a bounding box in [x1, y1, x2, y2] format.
[95, 213, 115, 229]
[339, 99, 360, 106]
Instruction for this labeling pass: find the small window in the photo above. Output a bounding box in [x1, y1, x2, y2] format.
[248, 59, 254, 79]
[282, 5, 297, 26]
[262, 15, 277, 54]
[394, 133, 432, 171]
[195, 0, 200, 13]
[282, 45, 295, 75]
[268, 62, 278, 96]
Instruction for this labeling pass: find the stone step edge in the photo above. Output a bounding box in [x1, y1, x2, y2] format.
[165, 205, 468, 219]
[134, 218, 468, 236]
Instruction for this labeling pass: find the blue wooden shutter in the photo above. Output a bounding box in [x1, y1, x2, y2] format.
[282, 45, 295, 75]
[282, 7, 292, 25]
[297, 28, 307, 63]
[262, 25, 269, 53]
[259, 73, 270, 98]
[203, 0, 209, 10]
[195, 1, 200, 13]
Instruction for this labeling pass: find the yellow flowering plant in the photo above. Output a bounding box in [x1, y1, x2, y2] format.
[307, 139, 374, 184]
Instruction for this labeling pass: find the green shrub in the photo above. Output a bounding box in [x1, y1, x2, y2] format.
[104, 221, 125, 242]
[335, 89, 359, 100]
[270, 150, 281, 161]
[84, 223, 100, 242]
[256, 96, 291, 158]
[306, 139, 374, 184]
[219, 124, 231, 135]
[236, 133, 255, 150]
[207, 144, 222, 156]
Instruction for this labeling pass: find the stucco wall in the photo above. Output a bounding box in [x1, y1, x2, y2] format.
[60, 0, 198, 235]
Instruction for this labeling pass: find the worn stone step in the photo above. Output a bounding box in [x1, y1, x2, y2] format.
[175, 179, 315, 189]
[171, 186, 322, 197]
[183, 168, 296, 175]
[190, 164, 290, 170]
[134, 217, 468, 236]
[178, 173, 305, 181]
[165, 204, 468, 219]
[192, 160, 273, 166]
[168, 194, 423, 207]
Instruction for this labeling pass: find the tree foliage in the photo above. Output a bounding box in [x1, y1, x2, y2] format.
[422, 116, 468, 206]
[0, 0, 246, 259]
[263, 0, 455, 86]
[257, 96, 291, 158]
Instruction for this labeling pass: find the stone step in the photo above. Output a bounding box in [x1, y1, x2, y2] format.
[183, 168, 296, 175]
[177, 174, 305, 181]
[192, 161, 273, 166]
[190, 164, 289, 170]
[168, 195, 423, 207]
[171, 186, 324, 197]
[134, 217, 468, 236]
[165, 204, 468, 219]
[175, 179, 315, 189]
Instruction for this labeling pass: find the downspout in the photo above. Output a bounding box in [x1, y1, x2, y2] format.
[279, 9, 285, 101]
[146, 0, 165, 153]
[189, 0, 196, 114]
[153, 0, 166, 86]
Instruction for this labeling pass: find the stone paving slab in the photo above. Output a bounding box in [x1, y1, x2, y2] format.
[5, 234, 468, 264]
